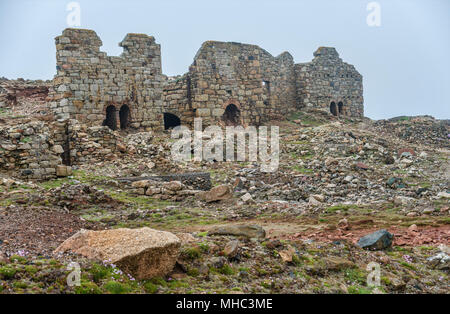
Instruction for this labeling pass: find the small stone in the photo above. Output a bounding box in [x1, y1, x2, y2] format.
[163, 181, 183, 191]
[279, 246, 296, 263]
[240, 192, 253, 203]
[408, 224, 418, 232]
[52, 145, 64, 154]
[132, 180, 151, 188]
[223, 240, 239, 258]
[437, 191, 450, 199]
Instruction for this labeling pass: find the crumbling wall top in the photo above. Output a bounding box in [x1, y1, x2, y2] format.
[55, 28, 103, 53]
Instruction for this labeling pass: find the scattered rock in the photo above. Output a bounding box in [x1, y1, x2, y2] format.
[427, 252, 450, 271]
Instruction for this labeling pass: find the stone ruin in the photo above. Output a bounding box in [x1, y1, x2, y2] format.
[0, 28, 364, 181]
[49, 28, 363, 131]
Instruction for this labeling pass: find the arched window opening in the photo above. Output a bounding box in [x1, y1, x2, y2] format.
[338, 102, 344, 115]
[222, 104, 241, 126]
[163, 113, 181, 130]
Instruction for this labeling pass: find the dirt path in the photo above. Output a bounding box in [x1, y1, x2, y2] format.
[186, 219, 450, 247]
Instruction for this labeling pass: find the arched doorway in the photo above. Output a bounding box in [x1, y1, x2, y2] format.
[222, 104, 241, 126]
[330, 102, 337, 116]
[119, 105, 130, 129]
[338, 102, 344, 115]
[103, 105, 117, 130]
[163, 113, 181, 130]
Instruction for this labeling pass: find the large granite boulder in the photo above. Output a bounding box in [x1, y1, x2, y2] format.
[55, 227, 180, 280]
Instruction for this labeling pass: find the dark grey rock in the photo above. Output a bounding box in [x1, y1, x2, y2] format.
[357, 229, 393, 250]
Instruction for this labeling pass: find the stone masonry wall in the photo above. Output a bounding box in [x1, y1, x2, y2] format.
[294, 47, 364, 117]
[0, 121, 63, 180]
[186, 41, 297, 127]
[162, 74, 193, 126]
[49, 28, 164, 131]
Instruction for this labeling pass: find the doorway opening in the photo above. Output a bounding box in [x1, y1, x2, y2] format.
[103, 105, 117, 130]
[119, 105, 130, 129]
[330, 102, 337, 116]
[338, 102, 344, 115]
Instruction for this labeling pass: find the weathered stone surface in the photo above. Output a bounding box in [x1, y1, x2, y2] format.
[223, 240, 240, 258]
[357, 229, 394, 250]
[279, 246, 296, 263]
[208, 224, 266, 239]
[54, 227, 181, 279]
[56, 165, 72, 177]
[198, 184, 232, 202]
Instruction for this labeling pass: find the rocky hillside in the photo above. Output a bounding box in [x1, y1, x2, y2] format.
[0, 108, 448, 294]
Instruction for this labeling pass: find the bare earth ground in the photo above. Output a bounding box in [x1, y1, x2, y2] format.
[0, 104, 449, 294]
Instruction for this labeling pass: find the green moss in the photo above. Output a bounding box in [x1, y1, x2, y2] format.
[0, 266, 17, 279]
[74, 281, 102, 294]
[143, 281, 158, 294]
[13, 281, 29, 289]
[90, 263, 110, 283]
[10, 255, 27, 264]
[187, 268, 200, 277]
[344, 268, 367, 285]
[348, 285, 373, 294]
[399, 261, 417, 271]
[219, 264, 235, 276]
[104, 281, 131, 294]
[25, 265, 38, 275]
[326, 204, 358, 213]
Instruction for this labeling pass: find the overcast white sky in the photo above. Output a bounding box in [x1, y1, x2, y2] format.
[0, 0, 449, 119]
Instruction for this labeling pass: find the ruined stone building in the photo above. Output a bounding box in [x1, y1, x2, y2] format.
[49, 28, 363, 131]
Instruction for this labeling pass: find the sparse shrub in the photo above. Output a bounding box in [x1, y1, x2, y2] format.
[219, 264, 235, 276]
[182, 247, 201, 260]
